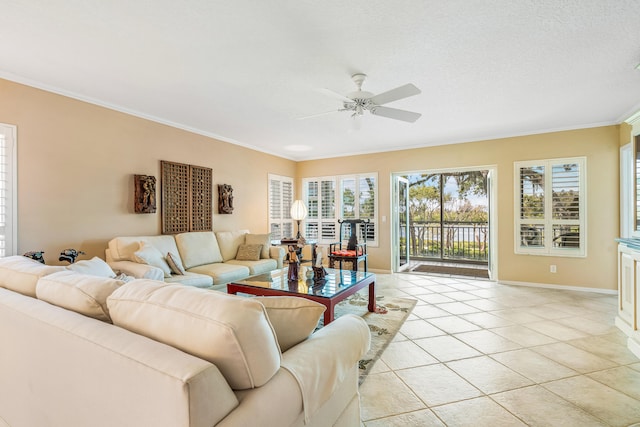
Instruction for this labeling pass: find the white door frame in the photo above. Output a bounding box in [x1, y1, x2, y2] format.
[390, 165, 498, 280]
[391, 175, 410, 272]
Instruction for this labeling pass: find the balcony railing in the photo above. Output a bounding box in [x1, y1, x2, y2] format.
[400, 221, 489, 262]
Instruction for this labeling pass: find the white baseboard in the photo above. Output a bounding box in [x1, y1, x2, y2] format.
[615, 316, 634, 335]
[628, 335, 640, 359]
[370, 268, 391, 274]
[498, 280, 617, 295]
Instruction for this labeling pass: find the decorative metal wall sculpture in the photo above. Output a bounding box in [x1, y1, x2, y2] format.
[218, 184, 234, 214]
[59, 248, 85, 264]
[134, 174, 157, 213]
[23, 251, 45, 264]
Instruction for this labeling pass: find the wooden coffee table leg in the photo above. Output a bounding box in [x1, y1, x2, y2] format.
[368, 280, 376, 313]
[324, 301, 335, 325]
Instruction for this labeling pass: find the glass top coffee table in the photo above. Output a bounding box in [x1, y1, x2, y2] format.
[227, 265, 376, 325]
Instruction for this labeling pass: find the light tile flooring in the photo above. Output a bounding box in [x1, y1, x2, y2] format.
[359, 273, 640, 427]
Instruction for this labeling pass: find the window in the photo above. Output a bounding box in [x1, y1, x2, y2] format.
[0, 124, 17, 257]
[268, 174, 294, 240]
[304, 178, 336, 242]
[303, 173, 378, 246]
[515, 157, 586, 257]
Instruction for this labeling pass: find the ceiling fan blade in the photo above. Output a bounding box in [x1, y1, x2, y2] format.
[317, 88, 354, 103]
[371, 106, 421, 123]
[370, 83, 421, 105]
[298, 110, 340, 120]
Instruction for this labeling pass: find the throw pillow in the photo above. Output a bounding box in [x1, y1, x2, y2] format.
[107, 280, 281, 390]
[235, 244, 263, 261]
[166, 252, 185, 275]
[67, 256, 117, 278]
[245, 233, 271, 259]
[255, 296, 326, 352]
[215, 230, 250, 262]
[133, 242, 172, 278]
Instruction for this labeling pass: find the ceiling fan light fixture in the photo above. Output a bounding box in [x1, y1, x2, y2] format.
[302, 72, 422, 123]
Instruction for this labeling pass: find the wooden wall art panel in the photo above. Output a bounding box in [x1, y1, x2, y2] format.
[161, 161, 212, 234]
[190, 166, 213, 231]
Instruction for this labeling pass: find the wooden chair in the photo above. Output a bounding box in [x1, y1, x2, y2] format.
[328, 219, 370, 272]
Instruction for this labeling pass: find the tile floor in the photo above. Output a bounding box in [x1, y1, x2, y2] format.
[359, 273, 640, 427]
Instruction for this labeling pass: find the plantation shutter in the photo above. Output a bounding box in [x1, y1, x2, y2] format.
[518, 165, 545, 248]
[551, 162, 581, 248]
[268, 174, 293, 240]
[320, 179, 336, 241]
[304, 174, 378, 246]
[304, 178, 337, 243]
[0, 124, 16, 257]
[341, 177, 356, 220]
[305, 180, 319, 240]
[515, 158, 585, 256]
[359, 175, 376, 243]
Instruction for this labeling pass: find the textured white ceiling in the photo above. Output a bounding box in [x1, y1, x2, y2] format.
[2, 1, 640, 160]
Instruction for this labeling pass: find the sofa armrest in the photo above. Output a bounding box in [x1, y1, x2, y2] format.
[107, 260, 164, 281]
[269, 246, 286, 269]
[280, 314, 370, 422]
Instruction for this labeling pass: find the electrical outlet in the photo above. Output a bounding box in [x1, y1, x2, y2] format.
[550, 265, 557, 273]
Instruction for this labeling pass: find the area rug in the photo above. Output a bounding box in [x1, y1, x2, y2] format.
[328, 292, 417, 384]
[412, 264, 489, 279]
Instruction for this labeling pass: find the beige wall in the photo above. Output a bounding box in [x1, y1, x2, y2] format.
[620, 122, 633, 146]
[0, 79, 296, 263]
[0, 78, 623, 290]
[297, 126, 621, 290]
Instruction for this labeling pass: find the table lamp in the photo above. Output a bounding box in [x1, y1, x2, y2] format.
[290, 199, 308, 239]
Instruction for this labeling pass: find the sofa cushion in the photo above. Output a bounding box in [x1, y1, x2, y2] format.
[235, 244, 263, 261]
[255, 296, 326, 352]
[133, 242, 172, 278]
[0, 256, 65, 297]
[164, 272, 213, 288]
[226, 259, 277, 276]
[36, 270, 124, 322]
[165, 252, 185, 275]
[107, 280, 281, 390]
[245, 233, 271, 259]
[187, 263, 250, 286]
[175, 232, 223, 269]
[67, 256, 117, 278]
[215, 230, 249, 262]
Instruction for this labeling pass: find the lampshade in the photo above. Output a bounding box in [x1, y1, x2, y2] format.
[290, 200, 308, 221]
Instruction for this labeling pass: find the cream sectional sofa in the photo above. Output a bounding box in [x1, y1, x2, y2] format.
[106, 230, 285, 291]
[0, 256, 370, 427]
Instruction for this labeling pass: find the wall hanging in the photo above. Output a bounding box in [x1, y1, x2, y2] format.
[161, 160, 213, 234]
[218, 184, 234, 214]
[134, 174, 157, 213]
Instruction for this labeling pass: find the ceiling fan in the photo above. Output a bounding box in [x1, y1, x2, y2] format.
[301, 73, 422, 123]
